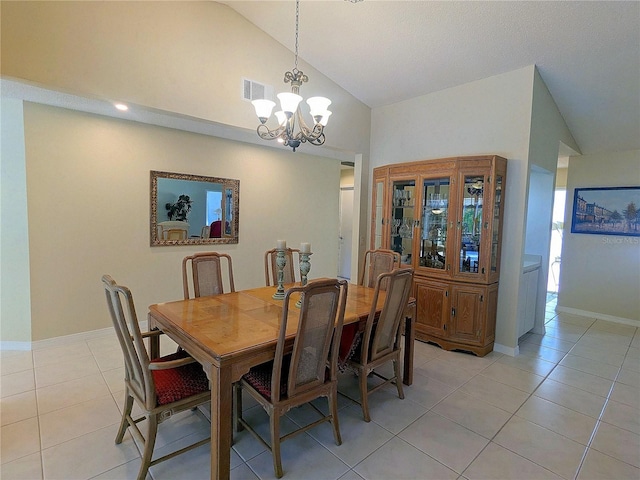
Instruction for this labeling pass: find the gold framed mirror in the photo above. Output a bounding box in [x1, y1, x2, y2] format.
[150, 170, 239, 246]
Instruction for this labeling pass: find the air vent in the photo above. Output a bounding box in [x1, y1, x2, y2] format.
[242, 78, 273, 102]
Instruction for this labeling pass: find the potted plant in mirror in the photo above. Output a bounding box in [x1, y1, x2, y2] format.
[165, 195, 193, 221]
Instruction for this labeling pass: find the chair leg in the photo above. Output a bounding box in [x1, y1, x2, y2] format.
[116, 391, 134, 444]
[359, 367, 371, 422]
[393, 359, 405, 399]
[328, 389, 342, 446]
[270, 412, 283, 478]
[233, 383, 243, 434]
[137, 414, 159, 480]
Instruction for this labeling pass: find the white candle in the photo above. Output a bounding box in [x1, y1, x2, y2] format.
[300, 242, 311, 253]
[276, 239, 286, 250]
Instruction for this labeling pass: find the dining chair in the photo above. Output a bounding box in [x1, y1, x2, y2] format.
[236, 278, 348, 478]
[264, 247, 301, 286]
[101, 275, 211, 480]
[182, 252, 235, 299]
[359, 248, 401, 289]
[344, 267, 414, 422]
[166, 228, 188, 240]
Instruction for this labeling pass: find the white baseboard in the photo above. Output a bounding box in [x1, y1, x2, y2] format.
[494, 342, 519, 357]
[556, 306, 640, 328]
[1, 320, 148, 351]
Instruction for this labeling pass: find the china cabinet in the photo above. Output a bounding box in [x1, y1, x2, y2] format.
[370, 155, 507, 356]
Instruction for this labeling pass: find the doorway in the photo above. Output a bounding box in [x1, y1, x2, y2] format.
[338, 187, 354, 280]
[548, 188, 566, 293]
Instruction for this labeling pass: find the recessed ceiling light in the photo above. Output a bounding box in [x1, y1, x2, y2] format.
[114, 103, 128, 111]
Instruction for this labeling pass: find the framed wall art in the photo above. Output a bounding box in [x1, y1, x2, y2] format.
[571, 186, 640, 236]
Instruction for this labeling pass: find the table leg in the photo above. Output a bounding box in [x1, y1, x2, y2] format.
[147, 314, 160, 360]
[403, 311, 415, 386]
[206, 362, 233, 480]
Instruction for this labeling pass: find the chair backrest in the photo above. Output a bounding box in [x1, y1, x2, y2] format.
[362, 268, 414, 364]
[166, 228, 187, 240]
[264, 248, 300, 286]
[271, 279, 348, 402]
[182, 252, 235, 299]
[158, 221, 189, 240]
[102, 275, 155, 409]
[359, 249, 401, 289]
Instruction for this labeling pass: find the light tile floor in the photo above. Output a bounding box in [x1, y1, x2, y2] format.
[2, 296, 639, 479]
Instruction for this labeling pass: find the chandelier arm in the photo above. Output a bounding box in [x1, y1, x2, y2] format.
[256, 124, 287, 141]
[294, 109, 324, 142]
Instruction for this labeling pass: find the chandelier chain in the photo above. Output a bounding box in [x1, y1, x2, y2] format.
[294, 0, 299, 70]
[251, 0, 330, 151]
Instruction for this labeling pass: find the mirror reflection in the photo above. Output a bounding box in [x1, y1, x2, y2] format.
[150, 170, 239, 246]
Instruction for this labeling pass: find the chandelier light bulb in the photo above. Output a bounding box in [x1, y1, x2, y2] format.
[274, 111, 287, 127]
[277, 92, 303, 114]
[307, 96, 332, 125]
[252, 99, 276, 123]
[319, 111, 332, 126]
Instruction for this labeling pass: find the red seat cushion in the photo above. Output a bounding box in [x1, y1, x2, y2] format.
[242, 356, 292, 401]
[151, 351, 209, 406]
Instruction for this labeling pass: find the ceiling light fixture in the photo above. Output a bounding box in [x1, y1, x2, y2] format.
[114, 103, 129, 111]
[251, 0, 331, 152]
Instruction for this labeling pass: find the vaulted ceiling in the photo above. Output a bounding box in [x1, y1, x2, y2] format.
[222, 1, 640, 157]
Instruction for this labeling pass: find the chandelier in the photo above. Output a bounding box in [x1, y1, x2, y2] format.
[251, 0, 331, 152]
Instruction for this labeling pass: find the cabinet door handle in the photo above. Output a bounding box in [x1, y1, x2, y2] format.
[451, 307, 456, 317]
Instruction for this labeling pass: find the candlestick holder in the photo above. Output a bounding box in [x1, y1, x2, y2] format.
[296, 252, 312, 308]
[272, 248, 287, 300]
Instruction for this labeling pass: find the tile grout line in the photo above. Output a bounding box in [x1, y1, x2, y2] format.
[458, 305, 600, 480]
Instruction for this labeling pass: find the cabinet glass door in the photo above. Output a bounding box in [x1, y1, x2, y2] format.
[459, 175, 485, 274]
[372, 178, 385, 250]
[419, 178, 450, 271]
[390, 179, 415, 264]
[490, 174, 503, 273]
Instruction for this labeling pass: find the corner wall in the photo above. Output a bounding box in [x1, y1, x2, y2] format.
[1, 99, 31, 344]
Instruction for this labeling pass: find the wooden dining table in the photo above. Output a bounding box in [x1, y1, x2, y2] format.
[148, 282, 416, 480]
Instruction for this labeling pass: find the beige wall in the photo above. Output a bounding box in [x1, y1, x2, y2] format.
[560, 149, 640, 322]
[556, 168, 568, 188]
[1, 1, 371, 156]
[22, 103, 341, 340]
[1, 1, 371, 343]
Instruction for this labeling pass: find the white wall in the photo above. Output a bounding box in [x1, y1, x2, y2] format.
[560, 150, 640, 323]
[370, 66, 579, 351]
[522, 69, 580, 337]
[371, 67, 535, 350]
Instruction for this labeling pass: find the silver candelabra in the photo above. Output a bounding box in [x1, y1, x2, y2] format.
[296, 252, 312, 308]
[272, 248, 287, 300]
